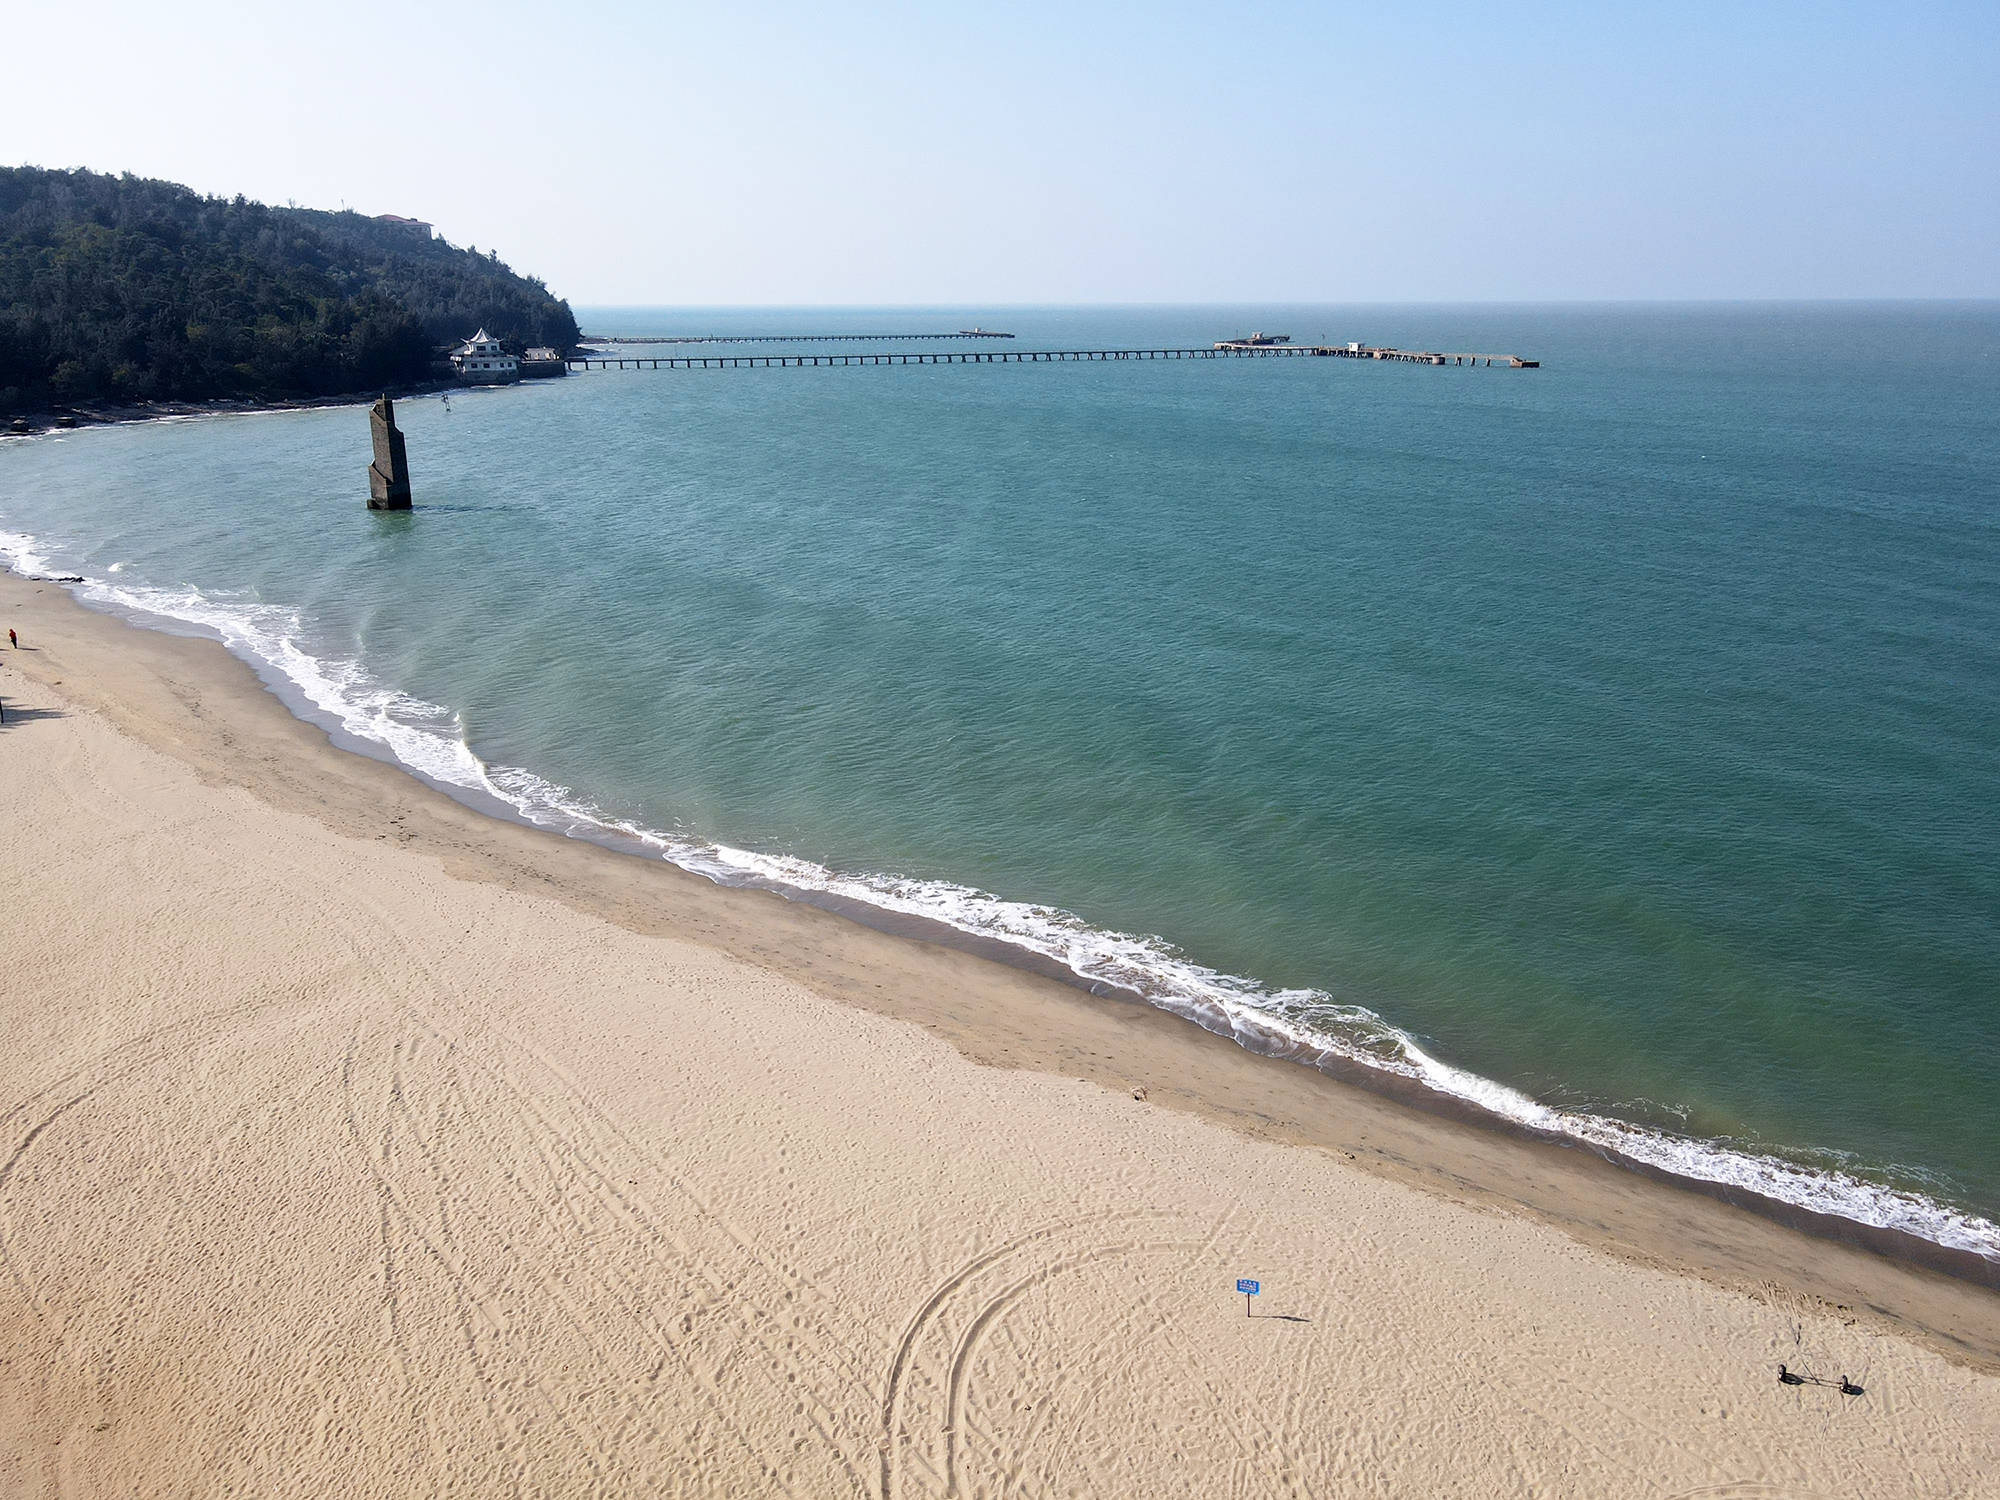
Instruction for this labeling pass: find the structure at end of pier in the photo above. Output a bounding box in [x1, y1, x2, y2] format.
[367, 395, 413, 510]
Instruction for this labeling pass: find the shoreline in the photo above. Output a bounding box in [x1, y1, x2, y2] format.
[3, 569, 1998, 1373]
[5, 569, 1999, 1494]
[1, 381, 458, 437]
[7, 521, 1998, 1287]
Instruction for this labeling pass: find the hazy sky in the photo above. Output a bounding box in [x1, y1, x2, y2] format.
[6, 1, 1995, 304]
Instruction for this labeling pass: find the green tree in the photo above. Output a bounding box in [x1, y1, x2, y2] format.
[0, 166, 582, 408]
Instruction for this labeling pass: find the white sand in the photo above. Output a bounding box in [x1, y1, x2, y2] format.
[2, 578, 1997, 1498]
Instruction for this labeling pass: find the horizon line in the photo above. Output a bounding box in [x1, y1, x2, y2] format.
[570, 296, 2000, 309]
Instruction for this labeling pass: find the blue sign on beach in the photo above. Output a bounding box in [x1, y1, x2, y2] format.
[1236, 1279, 1259, 1295]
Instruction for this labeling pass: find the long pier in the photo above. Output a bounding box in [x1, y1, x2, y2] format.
[578, 330, 1015, 346]
[1220, 340, 1538, 367]
[564, 344, 1538, 371]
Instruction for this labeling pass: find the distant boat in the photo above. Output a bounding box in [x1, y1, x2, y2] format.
[958, 328, 1014, 338]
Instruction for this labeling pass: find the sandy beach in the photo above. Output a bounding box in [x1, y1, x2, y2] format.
[2, 570, 1997, 1499]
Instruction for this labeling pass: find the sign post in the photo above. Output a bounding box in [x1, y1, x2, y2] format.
[1236, 1278, 1259, 1317]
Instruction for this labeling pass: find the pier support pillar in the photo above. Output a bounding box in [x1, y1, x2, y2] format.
[367, 395, 413, 510]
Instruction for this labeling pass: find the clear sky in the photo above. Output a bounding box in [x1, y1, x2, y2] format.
[6, 1, 1995, 304]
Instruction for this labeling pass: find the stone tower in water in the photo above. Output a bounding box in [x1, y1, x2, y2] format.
[367, 395, 413, 509]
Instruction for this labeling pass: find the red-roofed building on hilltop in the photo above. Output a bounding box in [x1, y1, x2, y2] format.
[375, 214, 433, 238]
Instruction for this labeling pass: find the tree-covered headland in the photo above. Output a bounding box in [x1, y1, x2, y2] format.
[0, 167, 580, 409]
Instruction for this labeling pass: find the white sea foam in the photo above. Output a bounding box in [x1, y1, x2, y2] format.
[0, 530, 56, 578]
[8, 533, 1999, 1264]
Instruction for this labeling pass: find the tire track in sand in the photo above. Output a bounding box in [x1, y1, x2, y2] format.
[0, 1001, 268, 1320]
[940, 1237, 1201, 1496]
[318, 869, 891, 1495]
[879, 1212, 1240, 1500]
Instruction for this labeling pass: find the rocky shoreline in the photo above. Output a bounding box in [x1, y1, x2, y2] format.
[4, 380, 460, 437]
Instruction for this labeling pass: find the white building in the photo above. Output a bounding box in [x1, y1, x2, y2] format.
[451, 329, 520, 385]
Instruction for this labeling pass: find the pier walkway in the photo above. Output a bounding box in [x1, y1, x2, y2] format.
[565, 344, 1538, 371]
[577, 330, 1015, 346]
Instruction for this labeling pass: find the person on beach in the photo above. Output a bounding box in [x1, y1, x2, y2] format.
[7, 628, 15, 648]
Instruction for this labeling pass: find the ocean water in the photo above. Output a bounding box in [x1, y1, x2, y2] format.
[5, 303, 1998, 1258]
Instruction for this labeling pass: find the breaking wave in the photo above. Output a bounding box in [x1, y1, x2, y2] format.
[5, 526, 1997, 1263]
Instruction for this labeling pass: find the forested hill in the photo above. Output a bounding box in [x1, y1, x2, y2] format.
[0, 167, 581, 409]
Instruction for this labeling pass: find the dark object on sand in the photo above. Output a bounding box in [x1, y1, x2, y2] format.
[367, 395, 413, 510]
[1778, 1363, 1864, 1396]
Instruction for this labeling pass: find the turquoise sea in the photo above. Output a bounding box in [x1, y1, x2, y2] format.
[4, 303, 1997, 1259]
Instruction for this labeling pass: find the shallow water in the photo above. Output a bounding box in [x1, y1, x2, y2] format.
[5, 302, 1998, 1254]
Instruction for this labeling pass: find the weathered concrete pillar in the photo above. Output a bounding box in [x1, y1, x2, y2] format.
[367, 395, 413, 510]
